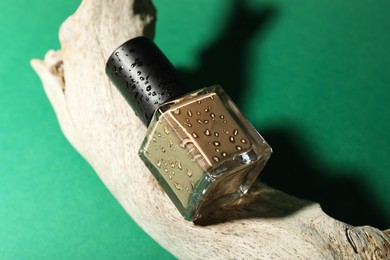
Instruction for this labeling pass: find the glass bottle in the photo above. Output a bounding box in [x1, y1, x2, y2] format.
[106, 37, 272, 221]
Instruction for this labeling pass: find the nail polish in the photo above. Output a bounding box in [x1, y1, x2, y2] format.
[106, 37, 272, 221]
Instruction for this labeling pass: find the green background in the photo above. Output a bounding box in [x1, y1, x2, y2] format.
[1, 0, 389, 258]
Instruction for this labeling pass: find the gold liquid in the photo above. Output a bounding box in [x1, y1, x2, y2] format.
[141, 118, 204, 208]
[140, 86, 271, 220]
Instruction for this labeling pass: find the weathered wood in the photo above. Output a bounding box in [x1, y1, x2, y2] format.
[31, 1, 389, 259]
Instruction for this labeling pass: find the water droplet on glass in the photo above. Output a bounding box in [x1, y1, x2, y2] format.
[241, 138, 247, 144]
[233, 129, 239, 136]
[161, 147, 166, 153]
[137, 71, 141, 76]
[215, 148, 220, 152]
[229, 136, 235, 143]
[213, 141, 221, 147]
[176, 161, 182, 170]
[157, 132, 161, 137]
[164, 126, 170, 135]
[221, 152, 227, 157]
[204, 120, 209, 124]
[204, 129, 211, 136]
[187, 110, 192, 117]
[169, 174, 172, 179]
[187, 168, 193, 177]
[169, 139, 174, 148]
[220, 115, 225, 119]
[174, 182, 183, 190]
[205, 106, 211, 113]
[213, 156, 219, 162]
[173, 108, 181, 115]
[197, 111, 201, 115]
[236, 145, 242, 151]
[224, 130, 229, 135]
[214, 132, 219, 137]
[184, 123, 192, 127]
[157, 160, 162, 167]
[192, 154, 203, 162]
[192, 132, 199, 139]
[197, 100, 201, 104]
[197, 119, 203, 125]
[152, 137, 157, 142]
[223, 120, 227, 124]
[146, 85, 152, 91]
[180, 138, 193, 148]
[114, 51, 121, 61]
[170, 162, 175, 168]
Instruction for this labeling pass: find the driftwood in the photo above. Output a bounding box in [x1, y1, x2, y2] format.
[31, 0, 390, 259]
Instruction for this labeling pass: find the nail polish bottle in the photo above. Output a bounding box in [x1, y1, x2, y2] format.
[106, 37, 272, 221]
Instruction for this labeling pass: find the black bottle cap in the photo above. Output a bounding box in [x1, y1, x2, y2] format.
[105, 36, 190, 126]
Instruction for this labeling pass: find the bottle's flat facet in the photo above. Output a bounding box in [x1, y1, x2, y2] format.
[139, 86, 272, 220]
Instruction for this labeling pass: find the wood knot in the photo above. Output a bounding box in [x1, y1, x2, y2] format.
[49, 60, 65, 89]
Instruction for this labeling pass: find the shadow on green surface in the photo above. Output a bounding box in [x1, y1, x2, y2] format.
[178, 0, 276, 101]
[178, 0, 388, 229]
[261, 127, 388, 229]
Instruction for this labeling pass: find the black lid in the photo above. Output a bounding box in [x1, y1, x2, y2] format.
[105, 36, 190, 126]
